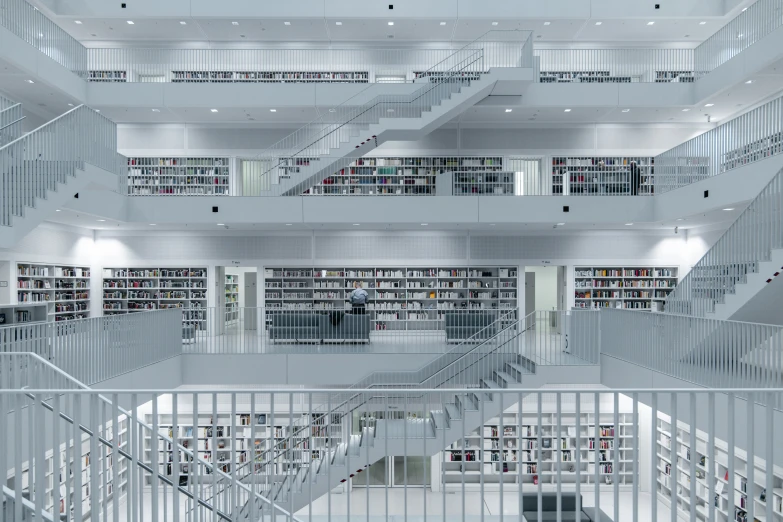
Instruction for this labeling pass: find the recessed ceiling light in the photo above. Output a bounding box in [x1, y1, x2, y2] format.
[285, 223, 292, 226]
[440, 22, 446, 25]
[745, 80, 753, 84]
[97, 219, 106, 222]
[353, 223, 360, 226]
[388, 21, 394, 26]
[180, 21, 187, 25]
[682, 108, 690, 112]
[217, 223, 225, 226]
[149, 223, 156, 226]
[625, 223, 634, 226]
[270, 109, 277, 112]
[704, 103, 714, 107]
[723, 208, 735, 211]
[284, 21, 291, 25]
[387, 108, 394, 113]
[74, 20, 82, 24]
[491, 22, 499, 26]
[211, 109, 218, 112]
[126, 20, 134, 25]
[505, 108, 512, 113]
[336, 22, 342, 25]
[622, 109, 631, 112]
[152, 108, 160, 112]
[676, 218, 684, 221]
[557, 222, 565, 226]
[699, 21, 707, 24]
[232, 21, 239, 25]
[564, 109, 571, 112]
[55, 209, 61, 212]
[25, 79, 34, 84]
[595, 21, 602, 25]
[647, 21, 655, 25]
[421, 223, 428, 226]
[543, 22, 551, 26]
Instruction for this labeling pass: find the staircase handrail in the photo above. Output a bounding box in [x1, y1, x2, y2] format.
[665, 165, 783, 316]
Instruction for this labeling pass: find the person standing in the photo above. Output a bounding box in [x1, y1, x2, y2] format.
[348, 281, 369, 314]
[630, 161, 641, 196]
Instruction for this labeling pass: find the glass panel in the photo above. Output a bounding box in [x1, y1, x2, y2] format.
[393, 456, 431, 486]
[352, 457, 388, 486]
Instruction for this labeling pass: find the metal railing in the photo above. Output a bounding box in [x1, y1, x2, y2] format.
[0, 310, 181, 385]
[2, 386, 780, 522]
[186, 306, 519, 355]
[522, 310, 601, 365]
[0, 104, 123, 227]
[251, 30, 532, 196]
[655, 94, 783, 193]
[0, 0, 87, 78]
[695, 0, 783, 77]
[665, 166, 783, 316]
[0, 103, 24, 146]
[535, 48, 695, 83]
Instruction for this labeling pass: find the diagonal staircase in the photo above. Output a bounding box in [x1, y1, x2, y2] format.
[0, 94, 24, 147]
[0, 105, 124, 248]
[665, 165, 783, 321]
[199, 310, 539, 519]
[254, 31, 533, 197]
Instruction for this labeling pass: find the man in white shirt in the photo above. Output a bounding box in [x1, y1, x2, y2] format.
[348, 282, 369, 314]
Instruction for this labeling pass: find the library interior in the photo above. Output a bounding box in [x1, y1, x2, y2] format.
[2, 0, 783, 521]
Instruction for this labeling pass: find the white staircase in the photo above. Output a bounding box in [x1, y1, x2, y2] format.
[255, 32, 533, 197]
[0, 105, 123, 248]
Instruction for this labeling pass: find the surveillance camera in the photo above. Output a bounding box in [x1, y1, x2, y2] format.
[674, 226, 679, 234]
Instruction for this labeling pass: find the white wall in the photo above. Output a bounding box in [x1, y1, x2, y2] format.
[525, 266, 559, 311]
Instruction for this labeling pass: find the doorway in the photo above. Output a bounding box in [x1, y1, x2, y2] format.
[523, 265, 566, 317]
[352, 456, 431, 488]
[219, 265, 259, 332]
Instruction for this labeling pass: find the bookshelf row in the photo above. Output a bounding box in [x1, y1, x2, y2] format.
[226, 274, 239, 324]
[538, 70, 694, 84]
[574, 266, 679, 311]
[438, 409, 637, 489]
[171, 70, 369, 83]
[16, 263, 91, 321]
[101, 267, 208, 328]
[126, 157, 231, 196]
[551, 156, 655, 195]
[656, 414, 783, 522]
[263, 266, 518, 330]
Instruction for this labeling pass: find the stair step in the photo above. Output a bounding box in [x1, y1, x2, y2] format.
[505, 362, 531, 377]
[430, 410, 448, 430]
[481, 378, 501, 389]
[493, 371, 516, 387]
[445, 403, 461, 422]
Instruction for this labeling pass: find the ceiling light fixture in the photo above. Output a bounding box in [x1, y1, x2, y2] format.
[745, 79, 753, 84]
[336, 22, 342, 25]
[704, 103, 714, 107]
[75, 20, 82, 24]
[25, 79, 34, 84]
[676, 218, 684, 221]
[682, 108, 690, 112]
[557, 222, 565, 226]
[126, 20, 134, 24]
[440, 21, 446, 25]
[388, 21, 394, 26]
[421, 223, 428, 226]
[564, 108, 571, 112]
[217, 223, 225, 226]
[284, 21, 291, 25]
[647, 21, 655, 25]
[543, 22, 551, 25]
[211, 109, 218, 112]
[505, 108, 512, 112]
[152, 108, 160, 112]
[352, 223, 360, 226]
[595, 21, 602, 25]
[625, 223, 634, 226]
[490, 223, 496, 226]
[491, 22, 499, 25]
[232, 21, 239, 25]
[723, 208, 735, 211]
[699, 21, 707, 24]
[149, 223, 156, 226]
[270, 109, 276, 112]
[55, 209, 61, 212]
[97, 219, 106, 222]
[622, 108, 631, 112]
[285, 223, 292, 226]
[180, 21, 187, 25]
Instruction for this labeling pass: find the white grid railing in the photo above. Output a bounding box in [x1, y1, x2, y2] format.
[535, 48, 695, 83]
[0, 103, 24, 147]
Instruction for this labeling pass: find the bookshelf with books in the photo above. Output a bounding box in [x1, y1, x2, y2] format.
[437, 400, 637, 491]
[17, 263, 91, 321]
[655, 70, 695, 83]
[225, 274, 239, 324]
[656, 413, 783, 522]
[551, 157, 655, 195]
[539, 71, 636, 83]
[574, 266, 678, 311]
[263, 266, 518, 331]
[101, 267, 208, 329]
[126, 157, 231, 196]
[305, 156, 504, 196]
[171, 70, 369, 83]
[88, 70, 128, 82]
[453, 171, 515, 195]
[144, 410, 342, 486]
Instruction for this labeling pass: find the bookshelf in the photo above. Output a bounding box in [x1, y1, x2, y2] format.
[126, 157, 231, 196]
[414, 70, 482, 82]
[144, 410, 342, 486]
[0, 303, 48, 326]
[16, 263, 91, 321]
[720, 132, 783, 173]
[656, 413, 783, 522]
[88, 70, 128, 82]
[655, 71, 695, 83]
[453, 171, 516, 195]
[264, 266, 518, 331]
[171, 71, 369, 83]
[551, 157, 655, 195]
[226, 274, 239, 324]
[306, 156, 504, 196]
[437, 402, 637, 491]
[101, 267, 208, 329]
[539, 71, 637, 83]
[574, 266, 678, 311]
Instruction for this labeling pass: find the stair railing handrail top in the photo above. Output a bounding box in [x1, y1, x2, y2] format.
[252, 29, 530, 159]
[0, 104, 115, 153]
[605, 307, 783, 329]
